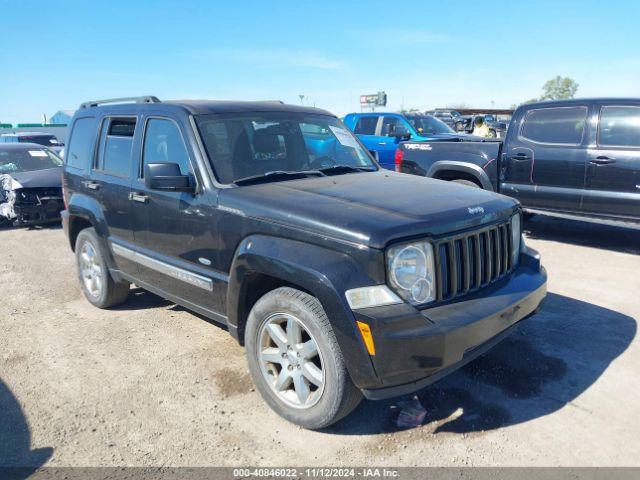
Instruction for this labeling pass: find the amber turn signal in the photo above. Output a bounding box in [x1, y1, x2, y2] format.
[356, 321, 376, 355]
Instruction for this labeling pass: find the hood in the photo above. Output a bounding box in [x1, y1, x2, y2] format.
[220, 171, 518, 249]
[2, 167, 62, 190]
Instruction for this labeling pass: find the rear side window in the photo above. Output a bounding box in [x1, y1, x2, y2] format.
[142, 118, 192, 176]
[96, 117, 136, 177]
[353, 116, 377, 135]
[521, 106, 587, 145]
[598, 106, 640, 148]
[66, 117, 96, 169]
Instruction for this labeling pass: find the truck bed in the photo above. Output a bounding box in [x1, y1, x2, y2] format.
[398, 137, 503, 191]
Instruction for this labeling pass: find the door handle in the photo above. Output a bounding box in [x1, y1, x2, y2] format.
[590, 156, 616, 165]
[378, 142, 388, 145]
[82, 180, 101, 190]
[512, 153, 530, 161]
[129, 192, 149, 203]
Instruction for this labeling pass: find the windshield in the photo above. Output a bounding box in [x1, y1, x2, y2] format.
[195, 113, 376, 184]
[406, 115, 455, 135]
[0, 147, 62, 174]
[17, 134, 60, 147]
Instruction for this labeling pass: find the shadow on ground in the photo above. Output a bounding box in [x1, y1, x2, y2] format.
[327, 292, 636, 435]
[523, 215, 640, 254]
[0, 378, 53, 471]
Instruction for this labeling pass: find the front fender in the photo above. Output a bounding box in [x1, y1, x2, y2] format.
[227, 234, 384, 389]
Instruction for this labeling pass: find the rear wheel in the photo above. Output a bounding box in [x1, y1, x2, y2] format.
[75, 228, 130, 308]
[245, 287, 362, 429]
[451, 179, 481, 188]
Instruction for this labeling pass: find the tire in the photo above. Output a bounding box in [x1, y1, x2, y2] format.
[75, 227, 130, 308]
[451, 179, 481, 189]
[454, 121, 464, 132]
[488, 129, 497, 138]
[245, 287, 362, 429]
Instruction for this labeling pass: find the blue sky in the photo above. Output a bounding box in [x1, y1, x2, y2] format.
[1, 0, 639, 123]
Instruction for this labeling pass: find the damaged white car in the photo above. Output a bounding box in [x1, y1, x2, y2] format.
[0, 143, 64, 227]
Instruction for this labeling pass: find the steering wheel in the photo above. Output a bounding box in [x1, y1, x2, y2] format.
[309, 155, 337, 170]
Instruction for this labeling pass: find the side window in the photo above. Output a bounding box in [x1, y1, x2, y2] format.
[381, 116, 399, 136]
[598, 106, 640, 148]
[66, 117, 96, 169]
[353, 117, 377, 135]
[96, 117, 136, 177]
[142, 119, 192, 176]
[520, 106, 587, 145]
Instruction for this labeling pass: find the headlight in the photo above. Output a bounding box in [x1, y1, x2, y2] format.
[387, 241, 436, 305]
[510, 213, 521, 267]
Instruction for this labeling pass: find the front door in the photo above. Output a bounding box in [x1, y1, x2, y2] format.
[131, 116, 226, 317]
[583, 103, 640, 219]
[503, 105, 589, 212]
[377, 116, 411, 169]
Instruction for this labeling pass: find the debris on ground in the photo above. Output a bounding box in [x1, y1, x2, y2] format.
[395, 395, 427, 428]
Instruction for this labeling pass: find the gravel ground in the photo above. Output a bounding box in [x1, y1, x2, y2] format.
[1, 216, 639, 467]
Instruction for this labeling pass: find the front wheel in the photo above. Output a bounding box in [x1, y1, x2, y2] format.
[245, 287, 362, 429]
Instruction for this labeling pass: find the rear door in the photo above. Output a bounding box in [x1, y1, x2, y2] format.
[583, 102, 640, 219]
[503, 104, 589, 212]
[350, 115, 381, 160]
[90, 116, 139, 276]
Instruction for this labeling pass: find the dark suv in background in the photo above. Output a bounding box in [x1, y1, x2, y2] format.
[61, 96, 546, 428]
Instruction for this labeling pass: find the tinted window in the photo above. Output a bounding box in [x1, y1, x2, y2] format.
[97, 118, 136, 177]
[381, 116, 399, 136]
[196, 113, 374, 184]
[66, 117, 96, 169]
[142, 119, 192, 176]
[521, 107, 587, 145]
[598, 106, 640, 148]
[353, 116, 377, 135]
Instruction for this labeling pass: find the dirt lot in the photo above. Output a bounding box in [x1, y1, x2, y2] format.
[1, 216, 639, 467]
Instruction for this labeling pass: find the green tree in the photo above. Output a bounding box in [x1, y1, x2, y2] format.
[524, 76, 579, 104]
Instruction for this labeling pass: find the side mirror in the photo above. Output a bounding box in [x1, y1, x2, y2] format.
[393, 131, 412, 141]
[145, 162, 194, 192]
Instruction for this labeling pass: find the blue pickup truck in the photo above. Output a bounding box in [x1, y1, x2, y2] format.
[343, 112, 464, 169]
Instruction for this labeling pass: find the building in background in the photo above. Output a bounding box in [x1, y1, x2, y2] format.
[49, 110, 75, 125]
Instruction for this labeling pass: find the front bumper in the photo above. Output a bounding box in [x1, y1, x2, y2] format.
[12, 197, 64, 226]
[353, 246, 547, 400]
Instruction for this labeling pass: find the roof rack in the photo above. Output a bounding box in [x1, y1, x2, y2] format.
[79, 96, 161, 109]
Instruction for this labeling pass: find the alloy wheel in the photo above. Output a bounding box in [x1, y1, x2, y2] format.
[257, 312, 325, 409]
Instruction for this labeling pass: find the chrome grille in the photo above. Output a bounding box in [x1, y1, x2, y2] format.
[434, 220, 514, 301]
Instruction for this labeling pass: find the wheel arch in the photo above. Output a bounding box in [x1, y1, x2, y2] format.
[427, 160, 494, 191]
[226, 234, 383, 389]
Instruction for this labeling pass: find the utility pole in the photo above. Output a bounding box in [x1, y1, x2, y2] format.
[298, 94, 305, 106]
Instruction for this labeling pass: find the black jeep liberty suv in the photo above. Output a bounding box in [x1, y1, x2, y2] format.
[61, 96, 547, 428]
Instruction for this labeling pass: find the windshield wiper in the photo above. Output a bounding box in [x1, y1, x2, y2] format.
[233, 170, 324, 186]
[318, 165, 377, 175]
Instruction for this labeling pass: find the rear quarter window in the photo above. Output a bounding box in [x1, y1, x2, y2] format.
[520, 106, 587, 145]
[66, 117, 96, 169]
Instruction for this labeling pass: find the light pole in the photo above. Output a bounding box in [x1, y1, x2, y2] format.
[298, 94, 305, 105]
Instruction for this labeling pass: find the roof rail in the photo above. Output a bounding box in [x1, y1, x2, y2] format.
[79, 96, 161, 109]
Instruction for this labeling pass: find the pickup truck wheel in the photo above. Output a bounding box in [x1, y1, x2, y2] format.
[245, 287, 362, 429]
[452, 179, 481, 188]
[75, 228, 130, 308]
